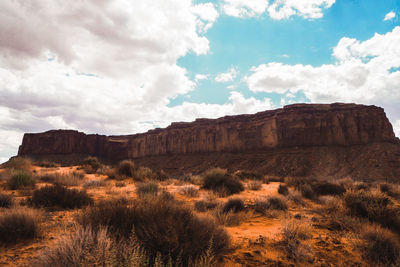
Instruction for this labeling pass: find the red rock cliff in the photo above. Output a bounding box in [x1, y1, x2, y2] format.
[18, 103, 397, 161]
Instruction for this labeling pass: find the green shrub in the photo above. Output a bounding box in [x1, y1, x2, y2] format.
[117, 160, 136, 178]
[202, 168, 244, 196]
[78, 194, 230, 265]
[31, 184, 93, 209]
[136, 182, 159, 196]
[222, 198, 245, 213]
[362, 226, 400, 266]
[0, 192, 13, 208]
[7, 171, 36, 190]
[278, 184, 289, 196]
[0, 208, 41, 244]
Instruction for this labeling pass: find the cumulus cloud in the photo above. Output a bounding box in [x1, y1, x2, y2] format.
[0, 0, 226, 162]
[195, 74, 210, 81]
[192, 3, 219, 33]
[215, 67, 238, 82]
[247, 26, 400, 135]
[394, 120, 400, 137]
[221, 0, 335, 19]
[384, 11, 396, 21]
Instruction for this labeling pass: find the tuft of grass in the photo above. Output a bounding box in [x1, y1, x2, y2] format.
[282, 219, 313, 261]
[0, 207, 42, 244]
[210, 208, 246, 227]
[30, 184, 93, 209]
[278, 184, 289, 196]
[253, 197, 288, 214]
[362, 225, 400, 266]
[77, 194, 230, 265]
[136, 182, 159, 196]
[222, 198, 245, 213]
[344, 190, 400, 233]
[7, 171, 36, 190]
[38, 171, 85, 186]
[201, 168, 244, 196]
[115, 181, 126, 187]
[380, 183, 400, 199]
[180, 185, 199, 197]
[133, 166, 155, 181]
[247, 180, 262, 191]
[0, 192, 13, 208]
[117, 160, 136, 178]
[83, 179, 106, 188]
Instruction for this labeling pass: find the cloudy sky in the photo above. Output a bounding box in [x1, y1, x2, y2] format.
[1, 0, 400, 162]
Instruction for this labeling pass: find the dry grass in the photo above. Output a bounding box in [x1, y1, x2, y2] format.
[222, 197, 245, 213]
[117, 160, 136, 178]
[194, 194, 220, 212]
[247, 180, 262, 190]
[83, 179, 106, 188]
[7, 171, 36, 190]
[201, 168, 244, 196]
[0, 207, 42, 244]
[282, 219, 313, 261]
[136, 181, 159, 196]
[0, 192, 13, 208]
[278, 184, 289, 196]
[38, 171, 85, 186]
[2, 157, 33, 170]
[180, 185, 199, 197]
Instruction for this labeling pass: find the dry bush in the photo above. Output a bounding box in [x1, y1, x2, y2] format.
[282, 219, 313, 260]
[136, 182, 159, 196]
[83, 179, 106, 188]
[201, 168, 244, 196]
[117, 160, 136, 178]
[361, 225, 400, 266]
[81, 156, 102, 174]
[0, 207, 42, 244]
[287, 190, 306, 206]
[247, 180, 262, 191]
[30, 184, 93, 209]
[380, 183, 400, 199]
[194, 195, 219, 212]
[278, 184, 289, 196]
[299, 184, 316, 199]
[38, 171, 85, 186]
[180, 185, 199, 197]
[264, 176, 284, 183]
[35, 161, 59, 168]
[134, 166, 156, 181]
[0, 192, 13, 208]
[78, 194, 230, 265]
[285, 177, 344, 198]
[7, 171, 36, 190]
[222, 198, 245, 213]
[210, 208, 246, 227]
[344, 190, 400, 233]
[2, 157, 32, 170]
[115, 181, 126, 187]
[253, 196, 288, 214]
[234, 170, 264, 180]
[312, 182, 346, 196]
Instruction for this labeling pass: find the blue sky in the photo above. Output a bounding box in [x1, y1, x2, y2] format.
[0, 0, 400, 162]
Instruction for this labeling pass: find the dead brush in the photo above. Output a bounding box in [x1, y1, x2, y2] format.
[247, 180, 262, 191]
[180, 185, 199, 197]
[281, 218, 313, 261]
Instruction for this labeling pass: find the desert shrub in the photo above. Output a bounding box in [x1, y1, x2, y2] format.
[194, 195, 219, 212]
[83, 179, 106, 188]
[247, 180, 262, 191]
[278, 184, 289, 196]
[264, 176, 284, 183]
[115, 181, 126, 187]
[299, 184, 316, 199]
[211, 208, 246, 227]
[344, 190, 400, 232]
[222, 198, 245, 213]
[380, 183, 400, 199]
[118, 160, 136, 178]
[202, 168, 244, 196]
[254, 197, 288, 213]
[287, 190, 306, 206]
[134, 166, 155, 181]
[2, 157, 32, 170]
[312, 182, 346, 196]
[0, 207, 41, 244]
[7, 171, 36, 190]
[82, 156, 102, 173]
[282, 219, 312, 260]
[78, 194, 230, 265]
[136, 182, 159, 196]
[180, 185, 199, 197]
[234, 170, 263, 180]
[35, 161, 59, 168]
[362, 225, 400, 266]
[38, 171, 85, 186]
[30, 184, 93, 209]
[0, 192, 13, 208]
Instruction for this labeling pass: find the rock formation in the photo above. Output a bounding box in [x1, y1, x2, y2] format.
[17, 103, 400, 180]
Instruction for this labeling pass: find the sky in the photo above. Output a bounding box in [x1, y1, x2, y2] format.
[1, 0, 400, 163]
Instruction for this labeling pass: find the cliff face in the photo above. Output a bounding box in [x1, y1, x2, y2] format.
[17, 103, 400, 180]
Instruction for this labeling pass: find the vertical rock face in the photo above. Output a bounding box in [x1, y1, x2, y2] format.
[18, 103, 397, 162]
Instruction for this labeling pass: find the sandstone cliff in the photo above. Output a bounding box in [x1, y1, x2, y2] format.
[17, 103, 400, 180]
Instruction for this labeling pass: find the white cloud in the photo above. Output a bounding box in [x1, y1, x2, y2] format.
[384, 11, 396, 21]
[394, 120, 400, 137]
[247, 26, 400, 136]
[0, 0, 223, 162]
[192, 3, 219, 33]
[221, 0, 335, 19]
[222, 0, 268, 18]
[215, 67, 238, 82]
[195, 74, 210, 81]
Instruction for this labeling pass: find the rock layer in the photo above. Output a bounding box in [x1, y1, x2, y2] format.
[17, 103, 400, 180]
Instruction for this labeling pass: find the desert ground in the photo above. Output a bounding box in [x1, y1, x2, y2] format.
[0, 157, 399, 266]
